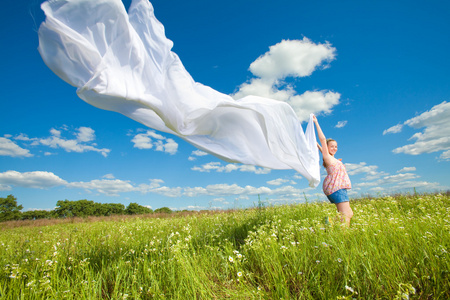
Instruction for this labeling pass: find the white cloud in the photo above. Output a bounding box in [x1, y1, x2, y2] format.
[65, 177, 182, 197]
[131, 130, 178, 155]
[68, 179, 137, 197]
[287, 91, 341, 122]
[191, 162, 270, 174]
[382, 173, 420, 184]
[138, 179, 165, 192]
[397, 167, 416, 173]
[188, 150, 209, 161]
[162, 139, 178, 155]
[267, 178, 289, 186]
[149, 186, 183, 197]
[383, 124, 403, 135]
[0, 170, 67, 189]
[50, 128, 61, 137]
[183, 187, 208, 197]
[345, 162, 387, 181]
[181, 182, 309, 200]
[14, 134, 36, 141]
[389, 180, 441, 191]
[0, 137, 33, 157]
[368, 180, 441, 194]
[356, 171, 431, 192]
[345, 161, 436, 193]
[102, 173, 115, 179]
[76, 127, 95, 142]
[0, 184, 11, 191]
[131, 132, 153, 149]
[440, 150, 450, 161]
[248, 38, 336, 81]
[335, 121, 348, 128]
[232, 38, 340, 122]
[267, 178, 296, 186]
[386, 101, 450, 160]
[38, 127, 110, 157]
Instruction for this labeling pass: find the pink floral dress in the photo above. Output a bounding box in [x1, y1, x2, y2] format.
[323, 160, 351, 196]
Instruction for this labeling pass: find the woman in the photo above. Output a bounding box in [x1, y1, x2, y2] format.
[313, 115, 353, 226]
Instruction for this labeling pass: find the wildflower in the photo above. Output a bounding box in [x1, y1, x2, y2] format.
[237, 253, 242, 259]
[237, 271, 242, 277]
[228, 256, 234, 263]
[337, 258, 343, 263]
[316, 260, 321, 263]
[345, 285, 357, 294]
[322, 242, 328, 247]
[298, 272, 303, 275]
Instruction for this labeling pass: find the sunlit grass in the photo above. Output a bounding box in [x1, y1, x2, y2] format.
[1, 193, 449, 299]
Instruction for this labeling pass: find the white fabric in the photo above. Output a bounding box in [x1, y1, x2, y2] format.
[38, 0, 320, 187]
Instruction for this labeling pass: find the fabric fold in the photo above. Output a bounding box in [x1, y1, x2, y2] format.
[38, 0, 320, 187]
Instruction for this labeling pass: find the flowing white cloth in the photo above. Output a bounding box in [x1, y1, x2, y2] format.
[38, 0, 320, 187]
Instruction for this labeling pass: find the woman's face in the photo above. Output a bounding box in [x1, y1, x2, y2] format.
[328, 141, 338, 156]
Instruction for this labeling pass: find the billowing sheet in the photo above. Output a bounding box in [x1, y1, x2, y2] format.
[38, 0, 320, 187]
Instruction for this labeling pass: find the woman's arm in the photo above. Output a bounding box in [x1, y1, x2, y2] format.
[313, 115, 332, 165]
[317, 142, 322, 152]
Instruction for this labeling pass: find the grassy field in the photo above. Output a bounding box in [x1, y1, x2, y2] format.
[1, 193, 449, 299]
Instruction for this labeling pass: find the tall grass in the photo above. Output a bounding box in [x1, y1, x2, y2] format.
[1, 193, 449, 299]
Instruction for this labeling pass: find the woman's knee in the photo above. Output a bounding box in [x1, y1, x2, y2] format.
[345, 207, 353, 219]
[336, 203, 353, 218]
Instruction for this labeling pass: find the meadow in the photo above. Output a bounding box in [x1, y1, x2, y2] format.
[1, 193, 449, 299]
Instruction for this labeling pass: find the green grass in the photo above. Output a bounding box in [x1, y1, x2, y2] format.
[1, 193, 449, 299]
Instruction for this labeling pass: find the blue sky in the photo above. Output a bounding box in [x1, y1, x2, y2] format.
[1, 0, 449, 211]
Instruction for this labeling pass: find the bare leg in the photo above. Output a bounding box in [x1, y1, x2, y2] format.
[335, 202, 353, 227]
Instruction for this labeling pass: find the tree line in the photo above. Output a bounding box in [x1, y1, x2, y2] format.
[0, 195, 173, 222]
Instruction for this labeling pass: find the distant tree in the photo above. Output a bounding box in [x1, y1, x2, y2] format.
[0, 195, 23, 222]
[101, 203, 125, 216]
[154, 207, 172, 214]
[125, 202, 152, 215]
[22, 210, 51, 220]
[54, 199, 100, 218]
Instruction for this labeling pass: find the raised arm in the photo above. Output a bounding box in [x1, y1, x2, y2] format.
[312, 115, 333, 165]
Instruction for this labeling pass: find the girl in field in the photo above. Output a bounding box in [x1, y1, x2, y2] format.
[312, 115, 353, 226]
